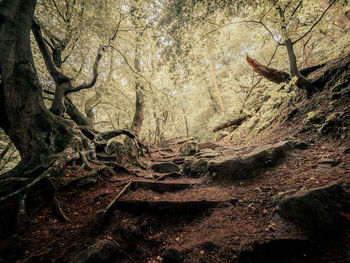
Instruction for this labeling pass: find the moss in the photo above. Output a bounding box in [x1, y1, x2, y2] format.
[303, 111, 322, 125]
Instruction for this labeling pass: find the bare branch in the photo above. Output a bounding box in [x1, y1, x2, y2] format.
[290, 0, 303, 20]
[52, 0, 68, 22]
[293, 0, 337, 44]
[68, 46, 104, 94]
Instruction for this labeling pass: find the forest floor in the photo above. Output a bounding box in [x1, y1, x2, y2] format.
[12, 136, 350, 262]
[3, 87, 350, 263]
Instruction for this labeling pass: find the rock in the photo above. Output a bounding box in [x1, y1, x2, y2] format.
[183, 159, 208, 178]
[293, 141, 308, 150]
[195, 149, 221, 159]
[200, 241, 220, 251]
[208, 141, 293, 184]
[179, 141, 198, 156]
[163, 248, 183, 263]
[277, 183, 348, 239]
[317, 158, 339, 168]
[283, 137, 308, 150]
[69, 240, 119, 263]
[151, 162, 180, 173]
[197, 142, 221, 150]
[302, 111, 323, 125]
[319, 112, 347, 138]
[284, 138, 308, 149]
[173, 157, 185, 165]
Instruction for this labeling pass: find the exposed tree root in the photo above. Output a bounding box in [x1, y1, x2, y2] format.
[95, 180, 198, 230]
[0, 174, 69, 233]
[0, 114, 150, 236]
[96, 180, 133, 231]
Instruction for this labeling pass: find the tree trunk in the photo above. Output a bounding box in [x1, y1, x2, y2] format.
[84, 92, 102, 129]
[208, 56, 225, 112]
[285, 38, 315, 97]
[180, 103, 189, 138]
[0, 0, 76, 169]
[285, 38, 299, 78]
[130, 81, 145, 137]
[65, 98, 93, 127]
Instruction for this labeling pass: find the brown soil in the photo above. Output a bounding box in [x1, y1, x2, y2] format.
[4, 88, 350, 263]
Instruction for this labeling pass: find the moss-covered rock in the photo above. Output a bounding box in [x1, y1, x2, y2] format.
[208, 141, 293, 184]
[183, 158, 208, 178]
[319, 112, 350, 138]
[302, 111, 323, 125]
[277, 183, 349, 239]
[179, 141, 198, 156]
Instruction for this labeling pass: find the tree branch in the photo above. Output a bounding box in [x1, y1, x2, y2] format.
[52, 0, 68, 22]
[293, 0, 336, 44]
[32, 19, 66, 83]
[67, 46, 104, 94]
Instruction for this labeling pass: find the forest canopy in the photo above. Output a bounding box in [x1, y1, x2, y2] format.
[0, 0, 349, 173]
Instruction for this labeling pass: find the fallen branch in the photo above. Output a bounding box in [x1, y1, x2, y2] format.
[213, 116, 247, 133]
[95, 180, 133, 230]
[246, 55, 290, 84]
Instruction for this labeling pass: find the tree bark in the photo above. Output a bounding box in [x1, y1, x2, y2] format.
[246, 54, 316, 97]
[129, 81, 145, 137]
[285, 38, 299, 78]
[208, 56, 225, 112]
[32, 20, 104, 117]
[0, 0, 76, 169]
[246, 55, 290, 84]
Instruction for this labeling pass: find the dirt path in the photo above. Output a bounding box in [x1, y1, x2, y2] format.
[8, 137, 350, 263]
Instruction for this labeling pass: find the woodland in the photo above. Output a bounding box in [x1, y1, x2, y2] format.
[0, 0, 350, 262]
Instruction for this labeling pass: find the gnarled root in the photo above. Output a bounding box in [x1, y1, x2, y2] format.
[0, 175, 69, 234]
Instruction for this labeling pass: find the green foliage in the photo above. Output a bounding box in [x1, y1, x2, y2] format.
[26, 0, 350, 144]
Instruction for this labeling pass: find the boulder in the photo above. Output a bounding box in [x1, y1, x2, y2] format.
[277, 183, 349, 239]
[151, 162, 180, 173]
[179, 141, 198, 156]
[183, 158, 208, 178]
[69, 240, 119, 263]
[208, 141, 293, 184]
